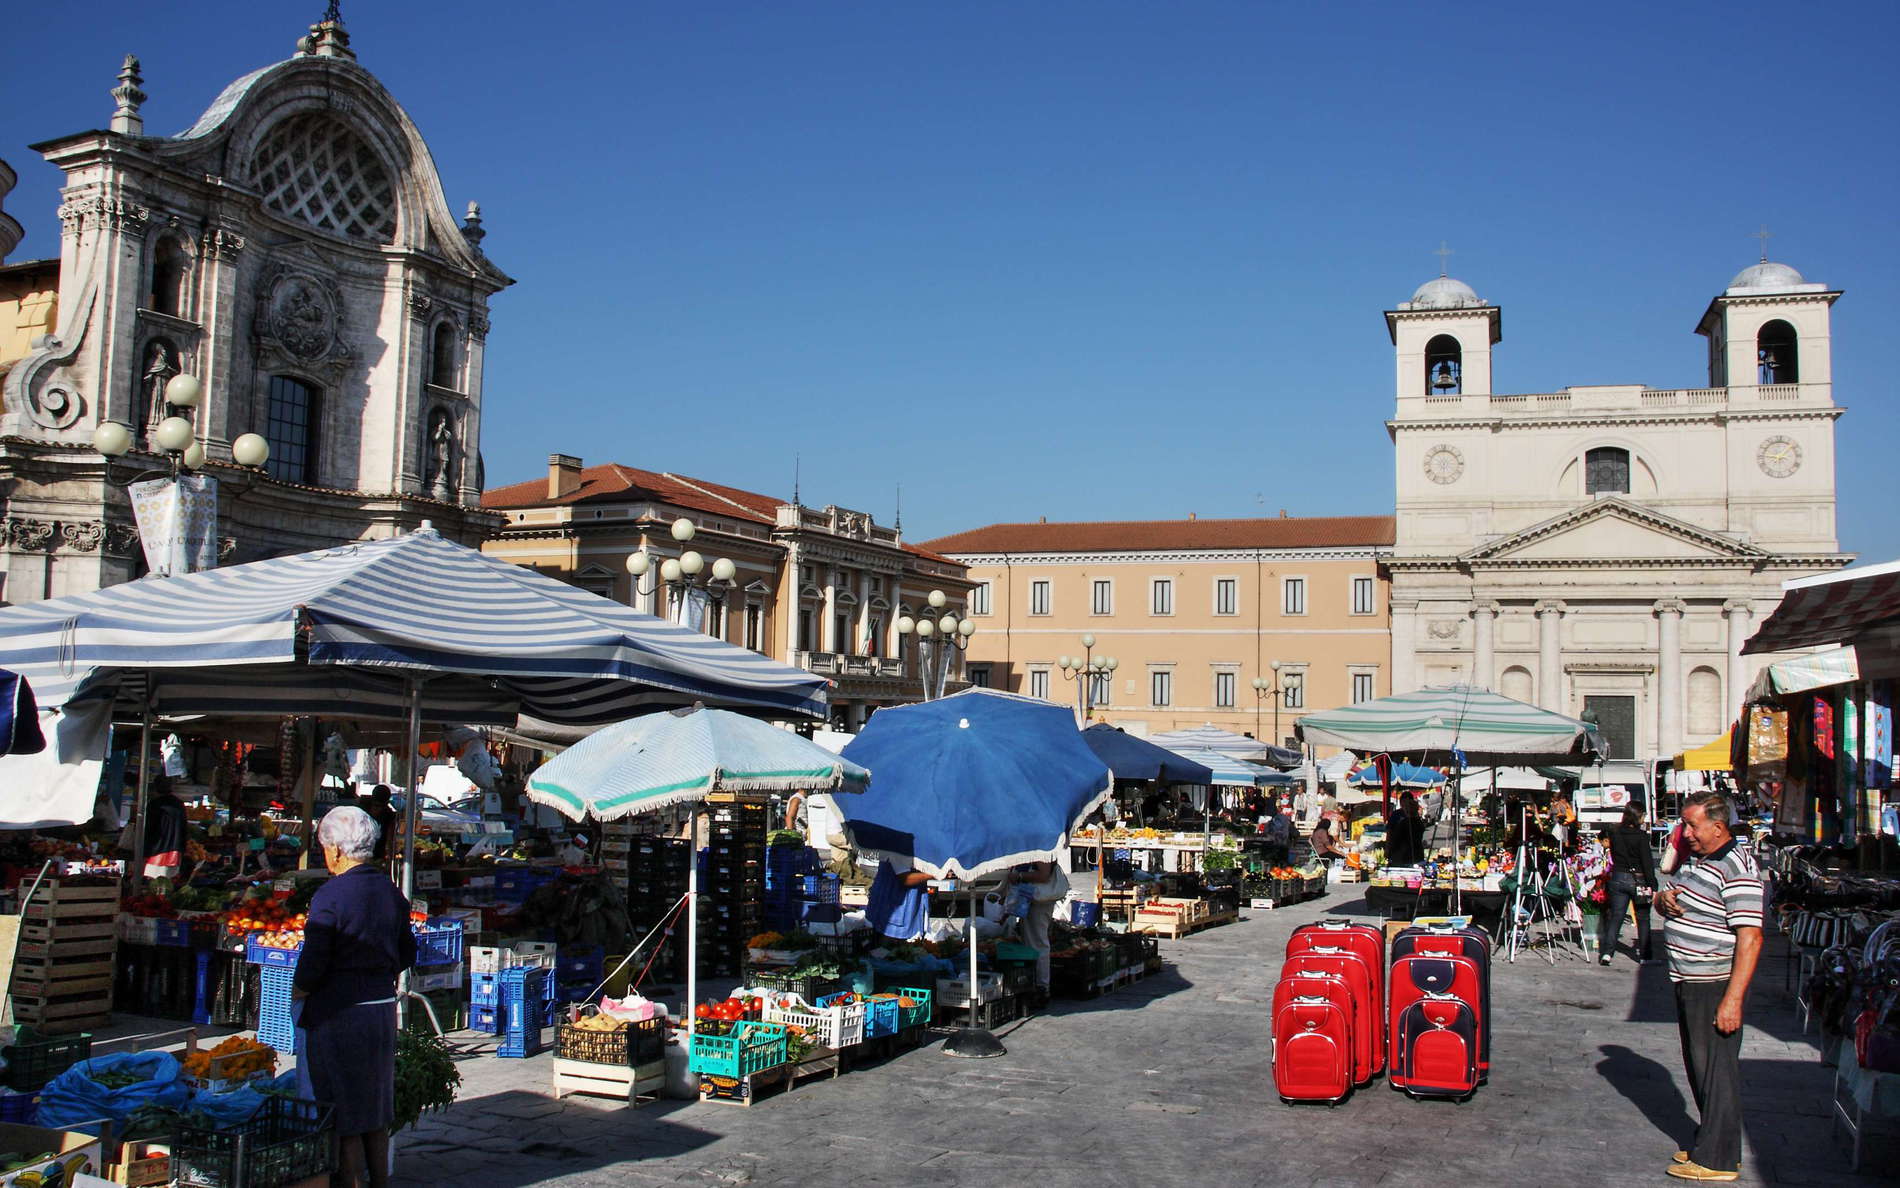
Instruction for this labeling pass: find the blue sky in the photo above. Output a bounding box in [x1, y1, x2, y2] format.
[8, 2, 1897, 556]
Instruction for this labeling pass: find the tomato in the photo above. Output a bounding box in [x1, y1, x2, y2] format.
[695, 1002, 713, 1020]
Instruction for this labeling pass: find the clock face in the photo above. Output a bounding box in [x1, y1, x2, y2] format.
[1424, 444, 1464, 485]
[1757, 435, 1802, 478]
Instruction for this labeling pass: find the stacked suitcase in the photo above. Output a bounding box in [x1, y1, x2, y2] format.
[1270, 919, 1490, 1106]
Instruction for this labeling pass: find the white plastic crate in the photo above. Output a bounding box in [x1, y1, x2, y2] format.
[469, 945, 509, 974]
[762, 994, 865, 1049]
[411, 965, 463, 992]
[936, 972, 1005, 1004]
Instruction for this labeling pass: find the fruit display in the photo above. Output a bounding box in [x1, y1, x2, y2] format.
[181, 1036, 277, 1082]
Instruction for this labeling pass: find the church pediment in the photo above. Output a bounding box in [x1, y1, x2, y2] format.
[1462, 499, 1769, 564]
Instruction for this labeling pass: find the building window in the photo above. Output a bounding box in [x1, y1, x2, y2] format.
[1585, 447, 1630, 495]
[149, 237, 188, 318]
[968, 665, 992, 689]
[1029, 580, 1051, 616]
[1214, 670, 1236, 708]
[863, 615, 883, 657]
[1351, 576, 1375, 616]
[1425, 333, 1462, 395]
[264, 375, 320, 483]
[1089, 671, 1112, 707]
[1091, 579, 1113, 616]
[1757, 319, 1799, 384]
[834, 612, 851, 653]
[1028, 668, 1051, 700]
[1282, 577, 1306, 616]
[1150, 670, 1172, 707]
[1284, 671, 1305, 709]
[1352, 672, 1374, 704]
[1151, 578, 1173, 616]
[430, 322, 458, 389]
[744, 603, 764, 652]
[797, 607, 816, 652]
[1214, 578, 1237, 616]
[970, 582, 992, 616]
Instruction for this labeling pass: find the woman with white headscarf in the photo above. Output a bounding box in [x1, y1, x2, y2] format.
[294, 806, 417, 1187]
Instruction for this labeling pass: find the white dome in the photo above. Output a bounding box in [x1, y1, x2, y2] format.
[1407, 275, 1483, 309]
[1728, 260, 1805, 291]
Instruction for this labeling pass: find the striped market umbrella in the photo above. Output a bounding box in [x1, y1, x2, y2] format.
[524, 705, 868, 821]
[1295, 686, 1604, 767]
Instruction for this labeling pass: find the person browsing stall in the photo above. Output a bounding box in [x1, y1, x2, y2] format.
[864, 858, 932, 942]
[1310, 817, 1347, 863]
[294, 806, 418, 1188]
[1003, 859, 1069, 1005]
[1652, 792, 1763, 1182]
[1599, 806, 1660, 965]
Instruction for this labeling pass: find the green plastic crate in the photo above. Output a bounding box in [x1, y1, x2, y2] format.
[891, 986, 933, 1031]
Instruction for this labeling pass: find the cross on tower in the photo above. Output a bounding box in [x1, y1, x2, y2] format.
[1434, 241, 1454, 277]
[1753, 225, 1773, 263]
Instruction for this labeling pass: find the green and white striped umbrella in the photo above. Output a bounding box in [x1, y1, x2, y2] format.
[1295, 685, 1604, 766]
[525, 705, 868, 822]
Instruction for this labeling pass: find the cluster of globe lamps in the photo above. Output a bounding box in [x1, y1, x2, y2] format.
[91, 373, 270, 471]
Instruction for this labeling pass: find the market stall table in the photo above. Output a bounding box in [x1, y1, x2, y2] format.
[1363, 885, 1509, 928]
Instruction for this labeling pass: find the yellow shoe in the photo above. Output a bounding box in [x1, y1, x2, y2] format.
[1672, 1152, 1689, 1164]
[1665, 1160, 1738, 1181]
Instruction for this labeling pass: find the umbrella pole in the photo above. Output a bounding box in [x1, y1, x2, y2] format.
[128, 704, 154, 893]
[942, 883, 1004, 1058]
[1451, 769, 1463, 917]
[686, 805, 699, 1049]
[399, 680, 423, 904]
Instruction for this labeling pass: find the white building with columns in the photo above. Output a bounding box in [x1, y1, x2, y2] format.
[1383, 259, 1853, 760]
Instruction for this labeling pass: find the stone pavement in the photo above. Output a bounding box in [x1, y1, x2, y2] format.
[387, 893, 1893, 1188]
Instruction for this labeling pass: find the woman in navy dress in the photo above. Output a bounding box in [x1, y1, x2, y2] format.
[294, 806, 416, 1187]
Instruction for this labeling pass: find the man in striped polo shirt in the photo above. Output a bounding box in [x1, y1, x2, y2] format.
[1653, 791, 1763, 1182]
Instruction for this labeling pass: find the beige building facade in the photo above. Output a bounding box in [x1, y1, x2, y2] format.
[921, 517, 1394, 747]
[482, 456, 974, 729]
[1385, 261, 1853, 761]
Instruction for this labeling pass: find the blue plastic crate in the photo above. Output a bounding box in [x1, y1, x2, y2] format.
[469, 969, 501, 1007]
[469, 1003, 502, 1034]
[821, 991, 900, 1039]
[411, 919, 464, 967]
[257, 966, 297, 1053]
[555, 945, 602, 982]
[244, 936, 301, 968]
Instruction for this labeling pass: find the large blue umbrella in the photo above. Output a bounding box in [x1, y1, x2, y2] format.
[838, 688, 1112, 880]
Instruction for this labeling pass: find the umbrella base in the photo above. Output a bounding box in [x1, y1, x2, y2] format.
[941, 1026, 1006, 1059]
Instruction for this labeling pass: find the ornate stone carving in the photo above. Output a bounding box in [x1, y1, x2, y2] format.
[24, 381, 84, 430]
[466, 312, 489, 340]
[100, 198, 151, 236]
[268, 276, 337, 361]
[105, 523, 142, 556]
[5, 519, 56, 551]
[202, 228, 246, 260]
[219, 537, 238, 560]
[408, 292, 433, 317]
[1427, 619, 1460, 640]
[424, 407, 456, 501]
[60, 521, 105, 553]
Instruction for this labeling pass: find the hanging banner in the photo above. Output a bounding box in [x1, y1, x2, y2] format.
[130, 474, 219, 576]
[679, 585, 709, 633]
[1866, 681, 1893, 792]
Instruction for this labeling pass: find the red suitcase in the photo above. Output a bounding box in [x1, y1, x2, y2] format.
[1390, 993, 1480, 1100]
[1391, 926, 1491, 1076]
[1388, 953, 1487, 1089]
[1283, 949, 1380, 1083]
[1273, 969, 1358, 1039]
[1272, 994, 1352, 1105]
[1287, 921, 1386, 1021]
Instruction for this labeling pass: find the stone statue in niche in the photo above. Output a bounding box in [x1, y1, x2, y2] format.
[425, 408, 455, 501]
[141, 340, 179, 431]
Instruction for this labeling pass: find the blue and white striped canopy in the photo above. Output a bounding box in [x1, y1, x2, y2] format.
[1162, 745, 1288, 787]
[1296, 686, 1603, 766]
[0, 527, 829, 724]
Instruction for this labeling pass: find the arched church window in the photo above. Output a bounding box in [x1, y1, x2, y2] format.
[431, 322, 457, 389]
[1424, 334, 1462, 395]
[251, 113, 397, 243]
[1757, 320, 1798, 384]
[264, 375, 321, 483]
[1585, 447, 1630, 495]
[149, 237, 188, 317]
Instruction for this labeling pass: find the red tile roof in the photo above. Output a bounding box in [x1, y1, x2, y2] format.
[920, 515, 1397, 554]
[482, 463, 782, 524]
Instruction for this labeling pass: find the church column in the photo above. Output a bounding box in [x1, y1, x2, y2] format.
[822, 564, 839, 654]
[1390, 600, 1418, 695]
[1536, 600, 1566, 711]
[1656, 599, 1686, 759]
[1471, 601, 1498, 690]
[1724, 600, 1754, 716]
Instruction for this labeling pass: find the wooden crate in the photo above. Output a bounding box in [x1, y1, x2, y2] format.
[550, 1057, 666, 1104]
[1133, 908, 1238, 940]
[13, 935, 116, 962]
[11, 954, 113, 1000]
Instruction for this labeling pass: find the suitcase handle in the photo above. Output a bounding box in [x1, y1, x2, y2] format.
[1307, 945, 1348, 955]
[1290, 995, 1334, 1005]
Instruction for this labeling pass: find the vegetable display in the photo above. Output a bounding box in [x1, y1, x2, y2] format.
[392, 1027, 460, 1133]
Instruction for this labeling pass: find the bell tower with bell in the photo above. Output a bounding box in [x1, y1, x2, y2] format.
[1385, 244, 1501, 402]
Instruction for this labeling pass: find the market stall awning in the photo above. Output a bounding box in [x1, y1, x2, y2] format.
[1163, 745, 1287, 787]
[1147, 724, 1289, 764]
[1674, 729, 1736, 772]
[1744, 646, 1860, 703]
[0, 526, 830, 724]
[1743, 558, 1900, 654]
[1295, 686, 1604, 767]
[1346, 760, 1446, 788]
[1079, 723, 1215, 785]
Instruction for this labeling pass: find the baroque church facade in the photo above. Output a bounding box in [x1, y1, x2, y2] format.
[1384, 259, 1853, 760]
[0, 13, 508, 603]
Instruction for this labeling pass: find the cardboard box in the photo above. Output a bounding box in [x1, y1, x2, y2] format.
[0, 1121, 105, 1186]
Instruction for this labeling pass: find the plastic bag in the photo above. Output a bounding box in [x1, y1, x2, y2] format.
[599, 994, 661, 1023]
[39, 1050, 191, 1128]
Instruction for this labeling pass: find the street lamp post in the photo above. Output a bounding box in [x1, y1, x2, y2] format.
[1251, 661, 1303, 748]
[894, 588, 975, 700]
[626, 517, 738, 629]
[1057, 633, 1118, 724]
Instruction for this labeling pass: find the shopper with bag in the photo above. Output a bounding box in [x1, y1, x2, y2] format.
[1005, 859, 1069, 1004]
[1599, 806, 1660, 965]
